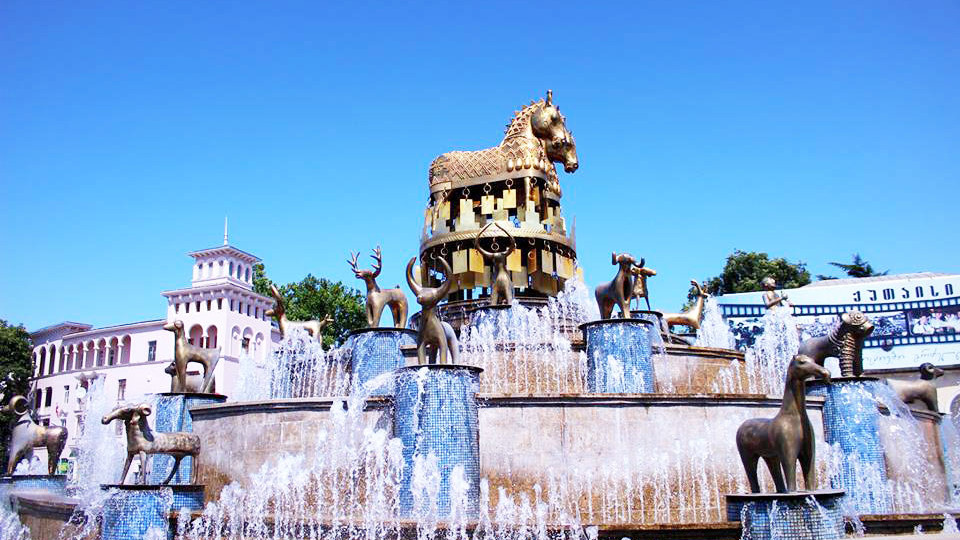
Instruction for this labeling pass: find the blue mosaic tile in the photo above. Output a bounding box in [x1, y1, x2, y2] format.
[148, 393, 225, 485]
[806, 379, 891, 514]
[346, 329, 416, 396]
[581, 319, 655, 393]
[731, 493, 844, 540]
[394, 365, 481, 519]
[101, 487, 174, 540]
[0, 474, 67, 495]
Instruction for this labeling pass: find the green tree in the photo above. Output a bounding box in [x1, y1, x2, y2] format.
[255, 264, 366, 347]
[703, 250, 811, 296]
[820, 253, 887, 280]
[0, 320, 34, 465]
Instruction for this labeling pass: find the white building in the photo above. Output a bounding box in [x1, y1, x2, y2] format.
[27, 240, 281, 465]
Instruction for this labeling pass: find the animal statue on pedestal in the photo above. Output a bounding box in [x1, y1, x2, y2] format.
[3, 395, 68, 475]
[349, 247, 409, 328]
[102, 404, 200, 485]
[164, 362, 215, 394]
[163, 320, 219, 394]
[595, 253, 638, 319]
[736, 354, 831, 493]
[661, 281, 709, 332]
[475, 222, 517, 307]
[797, 310, 875, 377]
[629, 260, 657, 311]
[407, 256, 457, 365]
[888, 362, 944, 412]
[428, 90, 578, 196]
[266, 284, 333, 339]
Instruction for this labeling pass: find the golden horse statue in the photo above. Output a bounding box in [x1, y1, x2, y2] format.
[428, 90, 578, 196]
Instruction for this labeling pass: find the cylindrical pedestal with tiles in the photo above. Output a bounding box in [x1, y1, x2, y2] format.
[580, 318, 656, 393]
[345, 328, 416, 396]
[726, 490, 845, 540]
[394, 364, 482, 520]
[806, 377, 891, 514]
[148, 393, 226, 485]
[0, 474, 68, 496]
[100, 484, 204, 540]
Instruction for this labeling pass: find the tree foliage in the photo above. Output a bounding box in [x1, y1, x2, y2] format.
[703, 250, 811, 296]
[819, 253, 887, 280]
[254, 264, 365, 347]
[0, 320, 34, 464]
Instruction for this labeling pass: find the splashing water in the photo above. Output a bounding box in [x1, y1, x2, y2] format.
[713, 308, 799, 396]
[235, 328, 352, 400]
[695, 298, 736, 350]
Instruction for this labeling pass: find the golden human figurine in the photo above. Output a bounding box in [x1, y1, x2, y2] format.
[629, 258, 657, 311]
[762, 277, 792, 310]
[475, 222, 517, 307]
[406, 256, 457, 365]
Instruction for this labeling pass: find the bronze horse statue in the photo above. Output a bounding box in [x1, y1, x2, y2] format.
[428, 90, 578, 196]
[736, 354, 831, 493]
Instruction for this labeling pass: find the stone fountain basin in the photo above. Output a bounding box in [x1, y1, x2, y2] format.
[190, 393, 828, 527]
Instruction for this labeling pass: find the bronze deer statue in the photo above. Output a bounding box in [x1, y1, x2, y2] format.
[350, 246, 409, 328]
[163, 320, 219, 394]
[4, 395, 68, 475]
[265, 284, 332, 340]
[661, 280, 709, 331]
[595, 253, 638, 319]
[102, 403, 200, 485]
[736, 354, 830, 493]
[407, 256, 456, 364]
[475, 222, 517, 307]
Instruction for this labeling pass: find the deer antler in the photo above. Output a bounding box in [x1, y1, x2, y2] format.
[347, 252, 360, 273]
[370, 246, 382, 278]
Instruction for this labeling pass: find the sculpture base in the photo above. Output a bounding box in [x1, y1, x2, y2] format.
[806, 378, 891, 515]
[394, 364, 482, 520]
[148, 393, 227, 485]
[345, 328, 416, 396]
[726, 490, 845, 540]
[580, 319, 656, 393]
[100, 484, 204, 540]
[0, 474, 67, 495]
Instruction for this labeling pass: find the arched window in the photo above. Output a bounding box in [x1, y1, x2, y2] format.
[206, 325, 219, 349]
[245, 268, 251, 282]
[48, 345, 57, 375]
[38, 348, 46, 377]
[229, 261, 234, 277]
[188, 324, 203, 347]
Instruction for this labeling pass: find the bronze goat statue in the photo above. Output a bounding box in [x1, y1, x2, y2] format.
[350, 246, 409, 328]
[3, 395, 68, 475]
[595, 253, 639, 319]
[102, 403, 200, 485]
[164, 362, 215, 394]
[407, 256, 456, 364]
[163, 320, 219, 394]
[475, 222, 517, 307]
[661, 280, 709, 331]
[736, 354, 830, 493]
[266, 284, 332, 340]
[797, 310, 874, 377]
[887, 362, 944, 412]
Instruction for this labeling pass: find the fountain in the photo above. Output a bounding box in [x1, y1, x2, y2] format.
[4, 91, 959, 540]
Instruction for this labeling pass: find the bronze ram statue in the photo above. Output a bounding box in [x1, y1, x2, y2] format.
[3, 395, 68, 475]
[102, 403, 200, 485]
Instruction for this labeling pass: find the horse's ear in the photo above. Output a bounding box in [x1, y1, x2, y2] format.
[611, 252, 617, 265]
[546, 90, 553, 106]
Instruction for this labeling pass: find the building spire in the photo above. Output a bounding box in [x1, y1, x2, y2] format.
[223, 216, 229, 246]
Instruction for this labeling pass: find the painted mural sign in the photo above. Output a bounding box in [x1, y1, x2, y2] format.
[715, 274, 960, 371]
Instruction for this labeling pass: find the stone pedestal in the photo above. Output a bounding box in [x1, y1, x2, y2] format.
[345, 328, 416, 396]
[806, 377, 891, 514]
[100, 484, 204, 540]
[393, 365, 481, 520]
[0, 475, 67, 496]
[726, 490, 845, 540]
[580, 319, 656, 393]
[148, 392, 226, 485]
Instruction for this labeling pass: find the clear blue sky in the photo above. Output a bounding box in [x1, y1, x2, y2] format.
[2, 1, 958, 331]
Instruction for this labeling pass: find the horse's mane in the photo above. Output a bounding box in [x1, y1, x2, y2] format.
[502, 99, 545, 141]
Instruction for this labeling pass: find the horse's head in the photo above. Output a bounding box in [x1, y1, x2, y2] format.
[531, 90, 578, 173]
[788, 354, 831, 384]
